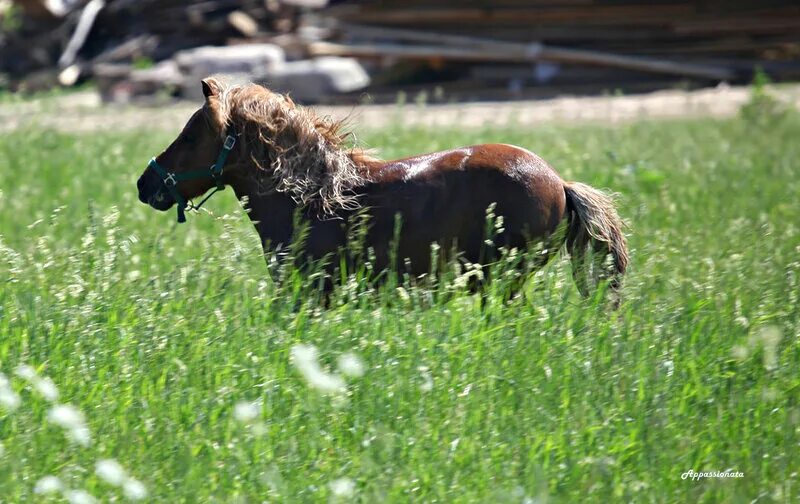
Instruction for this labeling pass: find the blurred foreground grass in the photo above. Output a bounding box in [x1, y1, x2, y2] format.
[0, 110, 799, 503]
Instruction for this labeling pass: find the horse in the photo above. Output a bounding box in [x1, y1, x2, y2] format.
[137, 78, 628, 302]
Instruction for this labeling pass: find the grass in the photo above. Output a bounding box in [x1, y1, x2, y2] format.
[0, 106, 799, 503]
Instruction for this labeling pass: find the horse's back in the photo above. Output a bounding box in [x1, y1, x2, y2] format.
[361, 144, 567, 268]
[373, 143, 565, 224]
[374, 143, 557, 179]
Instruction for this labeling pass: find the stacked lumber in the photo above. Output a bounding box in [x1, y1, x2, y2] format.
[2, 0, 799, 103]
[314, 0, 800, 102]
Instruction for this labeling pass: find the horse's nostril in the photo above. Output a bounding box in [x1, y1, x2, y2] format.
[137, 175, 151, 204]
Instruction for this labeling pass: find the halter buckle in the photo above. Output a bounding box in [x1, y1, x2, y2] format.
[164, 172, 177, 186]
[223, 135, 236, 150]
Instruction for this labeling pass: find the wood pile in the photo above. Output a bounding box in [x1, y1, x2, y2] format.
[0, 0, 304, 91]
[314, 0, 800, 102]
[1, 0, 799, 103]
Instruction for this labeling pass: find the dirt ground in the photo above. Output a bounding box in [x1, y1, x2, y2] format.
[2, 83, 799, 133]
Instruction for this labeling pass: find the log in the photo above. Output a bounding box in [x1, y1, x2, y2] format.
[90, 35, 160, 65]
[308, 40, 737, 81]
[228, 10, 260, 37]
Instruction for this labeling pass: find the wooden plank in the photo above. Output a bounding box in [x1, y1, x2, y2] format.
[674, 16, 800, 35]
[58, 0, 106, 68]
[325, 5, 696, 26]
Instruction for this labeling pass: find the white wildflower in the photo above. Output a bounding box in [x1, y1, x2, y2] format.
[15, 364, 59, 401]
[233, 400, 260, 423]
[290, 344, 346, 394]
[663, 360, 674, 378]
[34, 475, 64, 494]
[329, 477, 355, 498]
[758, 325, 782, 371]
[337, 352, 365, 378]
[48, 404, 91, 446]
[0, 387, 21, 411]
[64, 489, 97, 504]
[250, 421, 268, 436]
[96, 459, 127, 486]
[731, 345, 749, 360]
[395, 287, 411, 304]
[34, 376, 59, 402]
[123, 478, 148, 501]
[14, 364, 37, 381]
[47, 404, 85, 429]
[0, 371, 20, 410]
[418, 367, 433, 392]
[68, 426, 92, 447]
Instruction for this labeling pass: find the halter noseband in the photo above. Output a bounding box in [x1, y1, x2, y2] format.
[147, 127, 237, 223]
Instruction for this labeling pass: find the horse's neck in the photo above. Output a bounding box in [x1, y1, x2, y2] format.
[229, 178, 297, 251]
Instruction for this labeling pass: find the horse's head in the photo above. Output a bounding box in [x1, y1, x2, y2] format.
[138, 77, 365, 222]
[136, 77, 236, 222]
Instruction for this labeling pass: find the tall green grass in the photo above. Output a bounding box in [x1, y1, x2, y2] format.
[0, 110, 799, 503]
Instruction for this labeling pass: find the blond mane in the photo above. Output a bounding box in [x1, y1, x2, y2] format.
[215, 82, 377, 216]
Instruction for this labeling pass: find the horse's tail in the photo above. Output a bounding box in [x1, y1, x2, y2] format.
[562, 182, 629, 302]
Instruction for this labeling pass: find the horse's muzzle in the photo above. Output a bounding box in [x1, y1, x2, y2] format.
[137, 169, 175, 211]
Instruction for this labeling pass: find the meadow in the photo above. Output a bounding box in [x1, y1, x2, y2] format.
[0, 97, 799, 503]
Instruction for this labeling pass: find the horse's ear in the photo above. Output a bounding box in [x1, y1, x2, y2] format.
[283, 94, 296, 107]
[201, 78, 222, 99]
[202, 78, 225, 131]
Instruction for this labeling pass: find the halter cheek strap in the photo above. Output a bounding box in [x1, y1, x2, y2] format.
[148, 128, 237, 223]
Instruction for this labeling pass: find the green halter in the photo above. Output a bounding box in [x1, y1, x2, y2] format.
[148, 128, 237, 223]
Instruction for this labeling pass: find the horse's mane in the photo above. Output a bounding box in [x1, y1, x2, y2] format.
[216, 82, 379, 215]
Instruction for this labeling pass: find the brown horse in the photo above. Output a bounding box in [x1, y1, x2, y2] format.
[137, 78, 628, 300]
